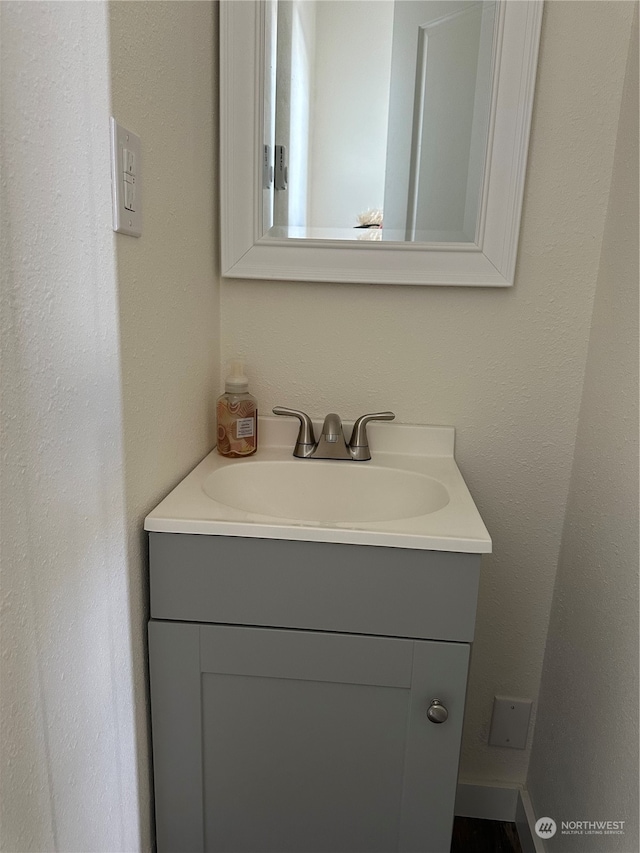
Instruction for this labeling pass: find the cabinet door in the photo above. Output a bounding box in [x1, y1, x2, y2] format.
[149, 621, 469, 853]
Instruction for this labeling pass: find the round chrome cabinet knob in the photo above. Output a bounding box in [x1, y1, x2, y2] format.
[427, 698, 449, 724]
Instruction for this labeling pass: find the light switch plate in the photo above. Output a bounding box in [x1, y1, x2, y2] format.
[110, 117, 141, 237]
[488, 696, 532, 749]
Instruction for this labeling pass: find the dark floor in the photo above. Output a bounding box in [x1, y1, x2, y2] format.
[451, 817, 523, 853]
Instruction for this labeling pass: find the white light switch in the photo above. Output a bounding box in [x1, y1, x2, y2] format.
[124, 176, 136, 212]
[110, 118, 141, 237]
[123, 148, 135, 175]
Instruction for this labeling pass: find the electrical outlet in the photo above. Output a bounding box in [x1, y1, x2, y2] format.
[488, 696, 532, 749]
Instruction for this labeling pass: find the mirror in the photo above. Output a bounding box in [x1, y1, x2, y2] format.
[269, 1, 497, 243]
[220, 0, 543, 286]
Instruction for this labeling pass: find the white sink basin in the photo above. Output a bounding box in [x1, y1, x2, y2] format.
[203, 460, 449, 523]
[145, 417, 492, 553]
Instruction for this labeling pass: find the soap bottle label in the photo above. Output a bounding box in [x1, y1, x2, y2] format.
[236, 418, 255, 439]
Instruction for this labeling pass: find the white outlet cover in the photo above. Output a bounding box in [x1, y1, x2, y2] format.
[489, 696, 532, 749]
[110, 117, 142, 237]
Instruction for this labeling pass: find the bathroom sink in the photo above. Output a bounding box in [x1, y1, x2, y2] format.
[145, 416, 491, 553]
[202, 460, 449, 523]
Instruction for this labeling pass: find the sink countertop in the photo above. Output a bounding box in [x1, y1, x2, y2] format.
[145, 417, 492, 554]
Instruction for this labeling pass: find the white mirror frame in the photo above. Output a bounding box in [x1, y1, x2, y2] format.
[220, 0, 543, 287]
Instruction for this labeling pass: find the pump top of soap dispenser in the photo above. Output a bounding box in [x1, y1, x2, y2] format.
[225, 359, 249, 393]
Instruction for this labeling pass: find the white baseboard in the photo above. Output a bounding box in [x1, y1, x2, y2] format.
[516, 789, 547, 853]
[455, 782, 519, 822]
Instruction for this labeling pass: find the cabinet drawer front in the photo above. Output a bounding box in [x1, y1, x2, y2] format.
[200, 624, 413, 687]
[150, 533, 480, 641]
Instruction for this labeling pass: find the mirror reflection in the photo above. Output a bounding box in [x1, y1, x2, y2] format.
[266, 0, 497, 243]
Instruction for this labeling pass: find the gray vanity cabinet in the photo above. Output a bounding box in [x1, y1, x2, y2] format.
[148, 533, 482, 853]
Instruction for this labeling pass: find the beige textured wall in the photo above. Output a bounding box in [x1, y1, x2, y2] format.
[1, 3, 139, 850]
[219, 2, 635, 785]
[108, 2, 220, 847]
[527, 8, 638, 850]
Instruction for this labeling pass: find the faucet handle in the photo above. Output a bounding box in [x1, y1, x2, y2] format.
[349, 411, 395, 461]
[272, 407, 316, 457]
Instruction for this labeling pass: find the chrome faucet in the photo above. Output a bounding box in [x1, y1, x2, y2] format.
[273, 407, 395, 461]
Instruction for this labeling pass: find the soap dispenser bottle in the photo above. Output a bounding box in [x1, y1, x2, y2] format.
[216, 360, 258, 457]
